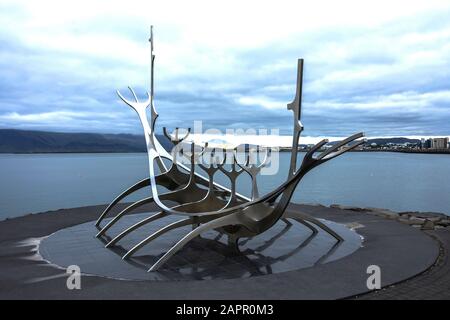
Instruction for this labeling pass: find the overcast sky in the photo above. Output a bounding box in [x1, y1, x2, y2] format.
[0, 0, 449, 139]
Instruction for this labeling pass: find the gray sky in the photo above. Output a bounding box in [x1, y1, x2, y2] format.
[0, 0, 449, 138]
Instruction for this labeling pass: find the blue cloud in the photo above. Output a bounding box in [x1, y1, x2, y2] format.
[0, 2, 449, 138]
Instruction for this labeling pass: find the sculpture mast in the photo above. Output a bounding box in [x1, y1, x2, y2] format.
[287, 59, 304, 178]
[148, 26, 167, 172]
[148, 26, 159, 146]
[150, 25, 155, 105]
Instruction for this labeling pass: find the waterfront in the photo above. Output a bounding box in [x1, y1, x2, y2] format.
[0, 152, 449, 219]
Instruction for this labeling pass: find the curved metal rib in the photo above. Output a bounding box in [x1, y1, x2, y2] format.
[218, 150, 248, 207]
[163, 127, 191, 144]
[123, 217, 194, 260]
[95, 153, 189, 229]
[237, 147, 271, 200]
[95, 178, 150, 227]
[187, 146, 230, 212]
[116, 197, 229, 259]
[116, 157, 232, 257]
[105, 211, 167, 247]
[241, 133, 365, 236]
[96, 196, 154, 237]
[148, 214, 240, 271]
[97, 184, 208, 239]
[98, 144, 213, 238]
[152, 142, 208, 207]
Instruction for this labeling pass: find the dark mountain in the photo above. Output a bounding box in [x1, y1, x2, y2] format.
[0, 129, 424, 153]
[0, 129, 172, 153]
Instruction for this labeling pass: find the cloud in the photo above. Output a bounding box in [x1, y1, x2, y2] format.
[0, 0, 449, 138]
[235, 96, 286, 110]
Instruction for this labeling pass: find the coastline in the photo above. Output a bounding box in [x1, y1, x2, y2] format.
[2, 149, 450, 155]
[3, 202, 448, 223]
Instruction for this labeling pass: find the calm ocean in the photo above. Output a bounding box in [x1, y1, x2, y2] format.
[0, 152, 449, 219]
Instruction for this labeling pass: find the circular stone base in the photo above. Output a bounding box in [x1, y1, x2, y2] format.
[0, 203, 440, 299]
[40, 211, 362, 281]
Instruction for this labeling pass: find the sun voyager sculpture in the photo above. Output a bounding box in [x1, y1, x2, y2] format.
[95, 27, 365, 272]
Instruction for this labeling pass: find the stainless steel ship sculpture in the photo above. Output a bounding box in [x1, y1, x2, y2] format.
[96, 27, 365, 271]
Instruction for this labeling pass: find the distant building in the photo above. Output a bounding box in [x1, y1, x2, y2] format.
[430, 137, 449, 149]
[424, 139, 432, 149]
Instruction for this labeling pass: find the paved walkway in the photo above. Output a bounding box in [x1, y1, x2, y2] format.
[354, 229, 450, 300]
[0, 203, 444, 299]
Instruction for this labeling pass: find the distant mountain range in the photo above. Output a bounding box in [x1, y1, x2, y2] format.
[0, 129, 172, 153]
[0, 129, 422, 153]
[362, 137, 421, 145]
[326, 136, 421, 146]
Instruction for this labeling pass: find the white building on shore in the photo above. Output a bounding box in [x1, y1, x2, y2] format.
[430, 137, 449, 149]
